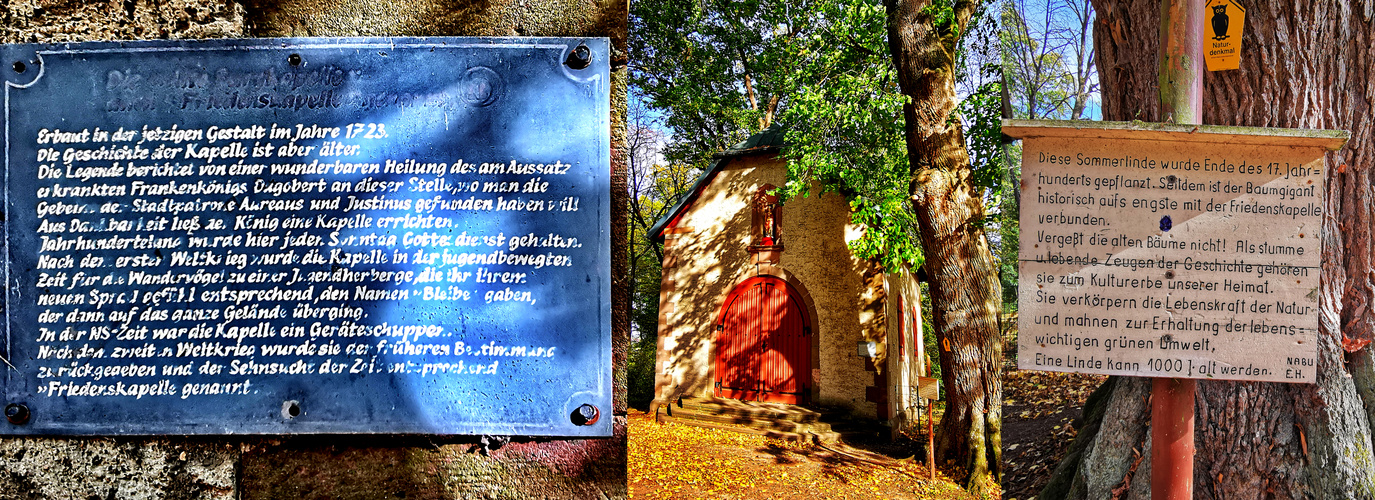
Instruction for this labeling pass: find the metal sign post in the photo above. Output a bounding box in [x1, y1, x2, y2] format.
[1155, 1, 1203, 498]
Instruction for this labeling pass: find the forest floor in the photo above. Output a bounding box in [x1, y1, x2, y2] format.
[627, 408, 999, 499]
[1001, 314, 1107, 500]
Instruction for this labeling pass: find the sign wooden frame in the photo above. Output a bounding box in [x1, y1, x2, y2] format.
[1006, 119, 1346, 383]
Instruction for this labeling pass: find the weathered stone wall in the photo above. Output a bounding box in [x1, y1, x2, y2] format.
[0, 0, 247, 43]
[0, 1, 628, 498]
[652, 153, 886, 418]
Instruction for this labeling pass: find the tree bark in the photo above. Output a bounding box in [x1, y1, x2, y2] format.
[1052, 1, 1375, 496]
[884, 0, 1002, 494]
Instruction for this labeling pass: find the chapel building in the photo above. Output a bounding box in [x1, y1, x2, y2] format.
[648, 127, 929, 437]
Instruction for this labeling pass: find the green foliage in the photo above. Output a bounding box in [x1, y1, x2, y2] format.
[920, 0, 959, 39]
[959, 3, 1005, 193]
[624, 100, 700, 361]
[920, 282, 941, 381]
[779, 0, 1003, 272]
[776, 0, 917, 271]
[999, 144, 1022, 306]
[630, 0, 820, 168]
[1000, 0, 1097, 306]
[630, 263, 664, 339]
[632, 0, 1001, 493]
[627, 333, 658, 410]
[962, 81, 1005, 197]
[627, 160, 698, 337]
[623, 113, 699, 410]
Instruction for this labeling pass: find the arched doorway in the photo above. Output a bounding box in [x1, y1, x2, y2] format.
[714, 276, 810, 404]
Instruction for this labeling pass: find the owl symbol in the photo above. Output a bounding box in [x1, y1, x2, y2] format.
[1211, 4, 1230, 40]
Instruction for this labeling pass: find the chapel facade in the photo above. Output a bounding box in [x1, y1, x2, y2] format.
[648, 128, 929, 431]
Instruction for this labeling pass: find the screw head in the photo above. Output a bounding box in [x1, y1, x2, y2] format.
[564, 45, 591, 70]
[281, 400, 301, 419]
[5, 403, 29, 425]
[572, 403, 600, 426]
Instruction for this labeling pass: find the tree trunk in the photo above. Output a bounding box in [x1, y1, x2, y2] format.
[884, 0, 1003, 494]
[1049, 1, 1375, 496]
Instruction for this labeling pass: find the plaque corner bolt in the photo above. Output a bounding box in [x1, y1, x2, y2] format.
[564, 44, 592, 70]
[5, 403, 29, 425]
[281, 400, 301, 419]
[572, 403, 600, 426]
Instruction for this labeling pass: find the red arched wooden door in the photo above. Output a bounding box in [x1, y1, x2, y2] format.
[714, 276, 810, 404]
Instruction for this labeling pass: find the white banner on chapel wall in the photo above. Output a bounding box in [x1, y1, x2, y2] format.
[1005, 120, 1347, 383]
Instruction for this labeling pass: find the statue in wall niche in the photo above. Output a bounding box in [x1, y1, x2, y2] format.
[753, 186, 781, 247]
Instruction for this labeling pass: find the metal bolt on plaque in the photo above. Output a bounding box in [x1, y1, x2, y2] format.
[571, 404, 599, 426]
[564, 44, 591, 69]
[5, 403, 29, 425]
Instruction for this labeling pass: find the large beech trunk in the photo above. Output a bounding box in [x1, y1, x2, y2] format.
[885, 0, 1002, 494]
[1046, 1, 1375, 497]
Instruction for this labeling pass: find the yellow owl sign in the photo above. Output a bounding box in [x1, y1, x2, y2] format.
[1205, 0, 1245, 71]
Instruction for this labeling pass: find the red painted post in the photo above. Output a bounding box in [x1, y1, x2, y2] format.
[1151, 377, 1197, 498]
[1154, 0, 1203, 498]
[927, 401, 935, 479]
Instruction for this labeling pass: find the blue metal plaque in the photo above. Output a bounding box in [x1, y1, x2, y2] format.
[0, 38, 611, 436]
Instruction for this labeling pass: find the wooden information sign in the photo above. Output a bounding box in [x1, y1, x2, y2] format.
[916, 376, 938, 401]
[1006, 120, 1347, 383]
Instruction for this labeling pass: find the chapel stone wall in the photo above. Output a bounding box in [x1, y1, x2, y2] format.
[653, 154, 885, 418]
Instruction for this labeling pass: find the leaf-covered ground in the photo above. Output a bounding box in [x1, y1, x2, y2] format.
[627, 409, 997, 499]
[1001, 315, 1107, 500]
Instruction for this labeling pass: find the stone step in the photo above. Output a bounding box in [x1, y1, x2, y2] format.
[654, 413, 842, 444]
[802, 413, 886, 442]
[832, 426, 888, 442]
[672, 397, 830, 423]
[655, 397, 880, 444]
[661, 404, 835, 434]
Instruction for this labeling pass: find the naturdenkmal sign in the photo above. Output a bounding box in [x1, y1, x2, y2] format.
[0, 38, 612, 436]
[1006, 120, 1347, 383]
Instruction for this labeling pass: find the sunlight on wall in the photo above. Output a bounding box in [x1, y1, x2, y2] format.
[654, 154, 898, 418]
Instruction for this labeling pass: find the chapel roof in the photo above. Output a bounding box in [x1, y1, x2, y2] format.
[647, 124, 785, 241]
